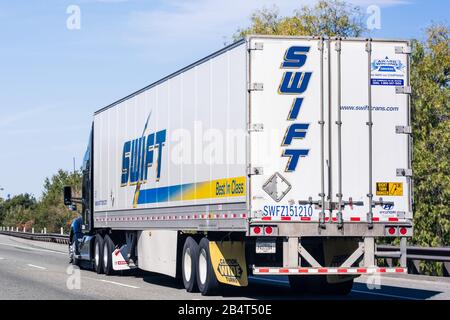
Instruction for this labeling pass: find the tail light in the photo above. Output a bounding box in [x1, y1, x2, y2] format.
[264, 226, 273, 235]
[253, 226, 262, 235]
[250, 225, 278, 236]
[385, 226, 412, 236]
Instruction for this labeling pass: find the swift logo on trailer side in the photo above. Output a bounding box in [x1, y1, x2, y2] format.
[278, 46, 312, 172]
[120, 129, 167, 186]
[119, 111, 167, 208]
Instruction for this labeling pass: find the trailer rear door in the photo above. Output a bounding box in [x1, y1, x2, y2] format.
[248, 37, 412, 225]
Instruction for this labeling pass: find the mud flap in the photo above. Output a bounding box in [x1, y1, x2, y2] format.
[112, 248, 131, 271]
[209, 241, 248, 287]
[323, 238, 359, 284]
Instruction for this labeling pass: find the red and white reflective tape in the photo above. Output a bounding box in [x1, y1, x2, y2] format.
[254, 216, 402, 223]
[95, 213, 247, 223]
[253, 267, 407, 275]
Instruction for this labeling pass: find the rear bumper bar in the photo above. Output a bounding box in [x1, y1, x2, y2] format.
[253, 266, 407, 275]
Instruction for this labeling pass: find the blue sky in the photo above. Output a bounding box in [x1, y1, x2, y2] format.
[0, 0, 448, 199]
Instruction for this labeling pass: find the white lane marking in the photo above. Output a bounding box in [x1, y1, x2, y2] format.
[0, 242, 66, 255]
[351, 289, 420, 300]
[0, 257, 4, 260]
[27, 264, 47, 270]
[86, 277, 140, 289]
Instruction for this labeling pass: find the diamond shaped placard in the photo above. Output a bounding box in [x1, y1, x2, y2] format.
[262, 172, 292, 202]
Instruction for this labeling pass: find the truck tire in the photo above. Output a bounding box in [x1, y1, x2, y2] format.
[196, 238, 220, 296]
[69, 233, 79, 266]
[93, 234, 104, 274]
[182, 237, 199, 292]
[103, 235, 115, 275]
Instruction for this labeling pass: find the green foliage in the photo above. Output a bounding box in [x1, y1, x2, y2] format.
[410, 25, 450, 274]
[34, 169, 82, 233]
[0, 170, 82, 233]
[0, 193, 37, 229]
[234, 0, 366, 40]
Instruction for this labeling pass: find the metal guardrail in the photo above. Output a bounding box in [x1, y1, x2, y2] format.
[0, 230, 69, 245]
[377, 245, 450, 277]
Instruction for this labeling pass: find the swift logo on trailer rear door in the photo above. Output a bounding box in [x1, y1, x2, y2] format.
[278, 46, 312, 172]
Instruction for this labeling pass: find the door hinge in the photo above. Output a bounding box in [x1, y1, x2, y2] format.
[395, 46, 412, 54]
[249, 42, 264, 51]
[396, 126, 412, 134]
[396, 86, 412, 94]
[248, 123, 264, 132]
[318, 40, 324, 51]
[397, 168, 413, 177]
[248, 82, 264, 91]
[248, 166, 263, 176]
[335, 40, 341, 52]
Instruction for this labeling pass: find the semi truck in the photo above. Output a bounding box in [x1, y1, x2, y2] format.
[63, 35, 413, 296]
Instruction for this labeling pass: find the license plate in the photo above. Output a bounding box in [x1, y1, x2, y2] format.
[256, 239, 276, 254]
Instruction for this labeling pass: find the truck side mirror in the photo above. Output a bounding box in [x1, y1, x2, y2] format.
[63, 186, 72, 206]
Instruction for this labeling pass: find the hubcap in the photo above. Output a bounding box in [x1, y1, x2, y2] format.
[183, 248, 192, 281]
[69, 242, 75, 260]
[199, 249, 207, 285]
[95, 242, 100, 267]
[103, 242, 109, 269]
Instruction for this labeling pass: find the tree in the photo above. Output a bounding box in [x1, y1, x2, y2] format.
[0, 193, 37, 228]
[0, 170, 82, 233]
[410, 24, 449, 274]
[234, 0, 366, 40]
[34, 169, 82, 233]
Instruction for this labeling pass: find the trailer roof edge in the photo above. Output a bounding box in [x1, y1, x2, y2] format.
[94, 35, 409, 116]
[94, 38, 247, 116]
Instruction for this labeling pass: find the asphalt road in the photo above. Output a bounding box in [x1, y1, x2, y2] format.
[0, 234, 449, 300]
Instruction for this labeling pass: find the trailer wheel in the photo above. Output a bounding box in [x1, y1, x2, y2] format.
[93, 234, 104, 274]
[68, 232, 79, 266]
[196, 238, 220, 296]
[103, 235, 115, 275]
[182, 237, 199, 292]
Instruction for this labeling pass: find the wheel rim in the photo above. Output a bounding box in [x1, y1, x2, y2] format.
[95, 241, 100, 268]
[183, 247, 192, 281]
[103, 242, 109, 269]
[198, 248, 207, 285]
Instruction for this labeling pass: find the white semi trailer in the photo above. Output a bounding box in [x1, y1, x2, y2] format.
[64, 35, 413, 296]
